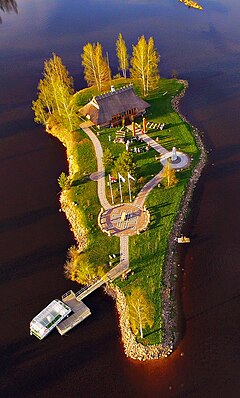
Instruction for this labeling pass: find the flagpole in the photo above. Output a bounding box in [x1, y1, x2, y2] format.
[118, 174, 123, 203]
[109, 175, 114, 204]
[128, 174, 132, 202]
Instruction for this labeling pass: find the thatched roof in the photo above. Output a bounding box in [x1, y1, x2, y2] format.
[80, 85, 150, 126]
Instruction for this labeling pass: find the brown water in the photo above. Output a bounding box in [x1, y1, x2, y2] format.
[1, 1, 240, 397]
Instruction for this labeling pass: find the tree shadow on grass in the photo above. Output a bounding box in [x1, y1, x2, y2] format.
[71, 175, 90, 186]
[144, 327, 162, 338]
[148, 202, 172, 230]
[164, 121, 184, 129]
[161, 212, 174, 218]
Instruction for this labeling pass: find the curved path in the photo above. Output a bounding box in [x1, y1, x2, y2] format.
[81, 122, 190, 273]
[81, 124, 129, 269]
[127, 125, 190, 208]
[134, 170, 164, 208]
[81, 125, 112, 211]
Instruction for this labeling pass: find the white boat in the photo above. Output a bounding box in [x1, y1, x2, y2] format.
[177, 235, 190, 243]
[30, 299, 71, 340]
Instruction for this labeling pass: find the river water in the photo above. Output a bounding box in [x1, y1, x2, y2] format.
[1, 1, 240, 397]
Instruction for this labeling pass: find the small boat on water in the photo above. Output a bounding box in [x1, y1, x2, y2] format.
[178, 0, 203, 10]
[177, 235, 190, 243]
[30, 299, 71, 340]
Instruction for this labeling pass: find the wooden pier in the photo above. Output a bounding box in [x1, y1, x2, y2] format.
[55, 261, 129, 335]
[56, 290, 91, 336]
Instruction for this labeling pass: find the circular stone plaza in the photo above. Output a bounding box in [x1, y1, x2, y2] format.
[98, 148, 190, 237]
[99, 203, 150, 237]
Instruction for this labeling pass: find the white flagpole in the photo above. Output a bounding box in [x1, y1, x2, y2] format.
[128, 174, 132, 202]
[109, 175, 114, 204]
[118, 174, 123, 203]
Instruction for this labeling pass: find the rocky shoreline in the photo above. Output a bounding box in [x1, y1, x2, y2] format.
[48, 79, 207, 361]
[105, 79, 207, 361]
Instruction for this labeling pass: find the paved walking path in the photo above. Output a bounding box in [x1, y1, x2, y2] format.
[134, 170, 164, 208]
[126, 124, 190, 208]
[80, 122, 190, 280]
[127, 124, 168, 155]
[120, 235, 129, 267]
[81, 125, 112, 211]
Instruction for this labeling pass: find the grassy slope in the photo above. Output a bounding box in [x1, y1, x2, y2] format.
[75, 78, 200, 345]
[65, 129, 119, 269]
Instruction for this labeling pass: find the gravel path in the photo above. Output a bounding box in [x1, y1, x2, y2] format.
[133, 171, 164, 208]
[81, 125, 112, 211]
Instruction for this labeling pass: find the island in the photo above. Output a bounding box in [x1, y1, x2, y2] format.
[178, 0, 203, 10]
[32, 36, 207, 360]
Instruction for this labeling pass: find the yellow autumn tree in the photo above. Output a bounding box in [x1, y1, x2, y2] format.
[161, 159, 178, 188]
[116, 33, 129, 78]
[32, 53, 78, 132]
[64, 246, 105, 286]
[81, 42, 111, 92]
[130, 35, 160, 96]
[127, 287, 154, 338]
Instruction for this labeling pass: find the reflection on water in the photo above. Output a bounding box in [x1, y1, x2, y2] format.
[1, 0, 240, 397]
[0, 0, 17, 23]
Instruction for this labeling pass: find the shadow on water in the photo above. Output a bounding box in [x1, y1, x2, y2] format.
[0, 243, 71, 284]
[0, 206, 58, 234]
[0, 0, 18, 23]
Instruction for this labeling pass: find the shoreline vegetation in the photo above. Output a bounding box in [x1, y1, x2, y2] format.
[32, 37, 207, 360]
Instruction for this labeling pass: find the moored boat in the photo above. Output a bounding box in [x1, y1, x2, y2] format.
[177, 235, 191, 243]
[30, 299, 71, 340]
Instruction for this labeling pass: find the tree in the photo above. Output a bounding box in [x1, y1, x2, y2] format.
[58, 172, 71, 190]
[127, 287, 154, 338]
[64, 247, 105, 285]
[113, 151, 136, 180]
[81, 42, 110, 92]
[32, 53, 79, 132]
[116, 33, 129, 78]
[161, 159, 178, 188]
[130, 35, 160, 96]
[102, 148, 114, 168]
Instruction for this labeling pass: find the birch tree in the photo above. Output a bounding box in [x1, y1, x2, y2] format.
[127, 287, 154, 338]
[116, 33, 129, 78]
[81, 42, 110, 92]
[146, 36, 160, 94]
[32, 53, 78, 132]
[130, 35, 160, 96]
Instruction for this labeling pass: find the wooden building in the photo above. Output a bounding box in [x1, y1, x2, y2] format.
[79, 85, 150, 128]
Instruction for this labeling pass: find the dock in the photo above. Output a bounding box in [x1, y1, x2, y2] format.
[56, 290, 91, 335]
[31, 255, 129, 339]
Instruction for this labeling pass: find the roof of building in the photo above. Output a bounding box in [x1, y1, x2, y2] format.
[80, 85, 150, 126]
[30, 299, 71, 339]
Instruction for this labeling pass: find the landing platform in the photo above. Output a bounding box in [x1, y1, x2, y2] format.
[56, 291, 91, 336]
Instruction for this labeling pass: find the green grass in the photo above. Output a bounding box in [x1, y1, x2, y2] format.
[101, 78, 200, 345]
[70, 77, 200, 345]
[63, 129, 119, 272]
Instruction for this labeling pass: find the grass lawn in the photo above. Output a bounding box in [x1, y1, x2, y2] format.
[72, 77, 200, 345]
[63, 129, 119, 273]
